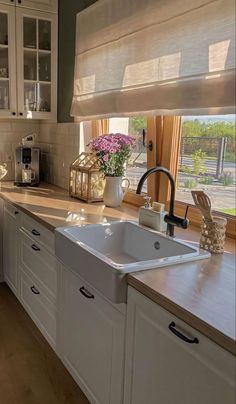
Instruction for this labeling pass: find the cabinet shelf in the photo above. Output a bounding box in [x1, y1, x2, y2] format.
[24, 80, 51, 84]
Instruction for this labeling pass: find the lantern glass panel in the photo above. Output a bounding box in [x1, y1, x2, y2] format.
[76, 171, 82, 196]
[82, 172, 88, 198]
[91, 172, 105, 199]
[70, 169, 76, 194]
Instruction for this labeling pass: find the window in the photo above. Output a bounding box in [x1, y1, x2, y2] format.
[88, 115, 235, 237]
[176, 115, 236, 217]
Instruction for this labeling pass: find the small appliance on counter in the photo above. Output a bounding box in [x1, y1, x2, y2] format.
[14, 147, 40, 187]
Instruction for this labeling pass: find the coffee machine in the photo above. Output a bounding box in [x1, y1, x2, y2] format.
[14, 147, 40, 186]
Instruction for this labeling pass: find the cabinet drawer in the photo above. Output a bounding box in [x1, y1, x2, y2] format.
[20, 270, 56, 349]
[19, 229, 57, 301]
[21, 212, 54, 253]
[4, 201, 21, 218]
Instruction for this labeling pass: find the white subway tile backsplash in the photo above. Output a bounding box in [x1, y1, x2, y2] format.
[38, 122, 83, 190]
[0, 120, 90, 189]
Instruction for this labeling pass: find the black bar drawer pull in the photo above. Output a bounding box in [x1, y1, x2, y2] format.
[31, 244, 40, 251]
[30, 286, 40, 295]
[32, 229, 40, 236]
[14, 211, 19, 215]
[79, 286, 94, 299]
[168, 322, 199, 344]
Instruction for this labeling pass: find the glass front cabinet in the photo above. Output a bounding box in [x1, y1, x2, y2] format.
[0, 4, 17, 117]
[0, 2, 57, 119]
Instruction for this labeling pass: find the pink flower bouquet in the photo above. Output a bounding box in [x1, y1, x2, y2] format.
[90, 133, 135, 177]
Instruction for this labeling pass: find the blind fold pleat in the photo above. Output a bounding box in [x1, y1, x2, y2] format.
[71, 0, 236, 120]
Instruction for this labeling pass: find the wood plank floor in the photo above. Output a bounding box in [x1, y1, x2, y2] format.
[0, 283, 89, 404]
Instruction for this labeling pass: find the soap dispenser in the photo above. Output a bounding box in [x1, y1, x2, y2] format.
[139, 197, 167, 232]
[139, 196, 153, 227]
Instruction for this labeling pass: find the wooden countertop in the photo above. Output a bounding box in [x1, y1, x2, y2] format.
[0, 182, 138, 230]
[0, 182, 235, 355]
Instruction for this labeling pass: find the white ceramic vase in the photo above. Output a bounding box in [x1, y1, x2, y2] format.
[103, 176, 130, 207]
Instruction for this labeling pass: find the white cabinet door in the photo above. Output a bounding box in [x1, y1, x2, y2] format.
[124, 287, 236, 404]
[16, 0, 57, 13]
[60, 266, 125, 404]
[16, 7, 57, 120]
[0, 3, 17, 118]
[3, 203, 20, 295]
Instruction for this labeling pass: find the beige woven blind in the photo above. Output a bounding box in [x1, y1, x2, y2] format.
[71, 0, 235, 120]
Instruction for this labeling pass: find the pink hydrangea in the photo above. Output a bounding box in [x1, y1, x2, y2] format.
[90, 133, 135, 154]
[90, 133, 135, 177]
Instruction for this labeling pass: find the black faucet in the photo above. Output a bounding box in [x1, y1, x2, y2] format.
[136, 166, 189, 237]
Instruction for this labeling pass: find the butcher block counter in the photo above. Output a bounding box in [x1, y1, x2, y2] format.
[0, 181, 235, 354]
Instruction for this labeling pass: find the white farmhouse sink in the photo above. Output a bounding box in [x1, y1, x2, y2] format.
[55, 221, 210, 303]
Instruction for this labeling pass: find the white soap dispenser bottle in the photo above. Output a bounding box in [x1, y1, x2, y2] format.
[139, 197, 167, 232]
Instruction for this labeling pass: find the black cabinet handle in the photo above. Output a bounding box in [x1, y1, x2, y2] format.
[18, 0, 22, 3]
[79, 286, 94, 299]
[168, 322, 199, 344]
[19, 112, 23, 116]
[14, 211, 19, 215]
[12, 112, 16, 116]
[31, 244, 40, 251]
[30, 286, 40, 295]
[32, 229, 40, 236]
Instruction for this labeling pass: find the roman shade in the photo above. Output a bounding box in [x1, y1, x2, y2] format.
[71, 0, 236, 120]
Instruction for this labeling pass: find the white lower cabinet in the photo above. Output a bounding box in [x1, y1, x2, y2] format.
[124, 287, 236, 404]
[3, 202, 20, 295]
[2, 201, 236, 404]
[59, 265, 126, 404]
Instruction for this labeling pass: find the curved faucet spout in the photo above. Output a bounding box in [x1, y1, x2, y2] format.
[136, 165, 189, 237]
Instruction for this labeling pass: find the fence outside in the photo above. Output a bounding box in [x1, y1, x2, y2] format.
[179, 137, 233, 179]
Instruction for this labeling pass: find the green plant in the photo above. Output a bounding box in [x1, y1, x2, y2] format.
[192, 149, 206, 175]
[219, 172, 234, 186]
[180, 165, 192, 174]
[184, 178, 198, 189]
[199, 176, 214, 185]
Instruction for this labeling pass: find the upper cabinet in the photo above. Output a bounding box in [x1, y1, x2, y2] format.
[0, 0, 57, 120]
[0, 3, 17, 118]
[0, 0, 57, 13]
[16, 8, 57, 119]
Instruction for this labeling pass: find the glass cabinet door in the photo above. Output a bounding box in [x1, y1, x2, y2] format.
[23, 16, 51, 113]
[0, 7, 17, 116]
[0, 11, 10, 110]
[17, 8, 56, 118]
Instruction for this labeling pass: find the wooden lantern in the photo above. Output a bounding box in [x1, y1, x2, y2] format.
[69, 152, 105, 202]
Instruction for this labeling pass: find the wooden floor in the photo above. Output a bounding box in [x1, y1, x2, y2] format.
[0, 283, 89, 404]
